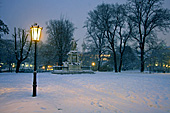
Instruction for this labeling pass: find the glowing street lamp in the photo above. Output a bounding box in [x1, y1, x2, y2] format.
[31, 23, 42, 41]
[30, 23, 42, 97]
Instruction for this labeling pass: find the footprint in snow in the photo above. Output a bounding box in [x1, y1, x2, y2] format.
[41, 107, 46, 110]
[97, 102, 103, 107]
[98, 104, 103, 107]
[58, 108, 62, 110]
[91, 102, 95, 105]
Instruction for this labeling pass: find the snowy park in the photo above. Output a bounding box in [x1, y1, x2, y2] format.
[0, 72, 170, 113]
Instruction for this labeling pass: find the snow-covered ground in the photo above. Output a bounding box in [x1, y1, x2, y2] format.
[0, 72, 170, 113]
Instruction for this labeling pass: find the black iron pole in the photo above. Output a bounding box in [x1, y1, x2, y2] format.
[33, 41, 37, 97]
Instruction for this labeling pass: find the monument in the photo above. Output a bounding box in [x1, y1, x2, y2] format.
[52, 39, 94, 74]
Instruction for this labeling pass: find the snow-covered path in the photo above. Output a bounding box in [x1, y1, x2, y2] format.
[0, 72, 170, 113]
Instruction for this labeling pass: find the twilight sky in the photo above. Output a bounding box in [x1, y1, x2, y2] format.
[1, 0, 170, 51]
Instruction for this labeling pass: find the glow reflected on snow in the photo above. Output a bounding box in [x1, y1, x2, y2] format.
[0, 72, 170, 113]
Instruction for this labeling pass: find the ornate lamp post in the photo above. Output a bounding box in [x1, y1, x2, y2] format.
[30, 23, 42, 97]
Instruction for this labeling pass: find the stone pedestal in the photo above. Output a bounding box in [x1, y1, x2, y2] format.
[67, 50, 82, 71]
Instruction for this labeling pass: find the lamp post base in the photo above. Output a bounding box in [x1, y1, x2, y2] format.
[32, 71, 37, 97]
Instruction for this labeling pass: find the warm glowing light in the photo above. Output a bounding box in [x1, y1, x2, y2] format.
[155, 63, 158, 67]
[166, 65, 168, 68]
[92, 62, 96, 66]
[48, 65, 52, 68]
[30, 65, 33, 67]
[42, 66, 45, 69]
[101, 54, 111, 57]
[11, 63, 15, 68]
[47, 65, 53, 71]
[103, 58, 108, 61]
[30, 23, 42, 41]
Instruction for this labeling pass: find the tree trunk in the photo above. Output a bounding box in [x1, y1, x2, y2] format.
[119, 54, 123, 72]
[8, 63, 12, 72]
[140, 47, 145, 72]
[113, 51, 118, 72]
[16, 60, 21, 73]
[97, 59, 101, 71]
[58, 56, 63, 66]
[97, 51, 101, 71]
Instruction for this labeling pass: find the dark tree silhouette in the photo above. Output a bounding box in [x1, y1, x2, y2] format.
[0, 39, 15, 72]
[84, 18, 106, 71]
[46, 18, 75, 66]
[85, 3, 132, 72]
[128, 0, 170, 72]
[0, 19, 9, 38]
[13, 28, 32, 73]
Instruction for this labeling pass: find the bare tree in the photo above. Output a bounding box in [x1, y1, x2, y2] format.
[13, 28, 32, 73]
[116, 5, 132, 72]
[103, 4, 119, 72]
[46, 18, 75, 66]
[128, 0, 170, 72]
[104, 3, 131, 72]
[84, 10, 107, 71]
[85, 3, 132, 72]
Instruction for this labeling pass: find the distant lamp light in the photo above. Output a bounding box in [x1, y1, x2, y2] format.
[92, 62, 96, 66]
[155, 63, 158, 67]
[42, 66, 45, 69]
[11, 63, 15, 68]
[103, 58, 108, 61]
[30, 23, 42, 41]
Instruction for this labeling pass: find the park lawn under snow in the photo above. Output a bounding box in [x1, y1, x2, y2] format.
[0, 72, 170, 113]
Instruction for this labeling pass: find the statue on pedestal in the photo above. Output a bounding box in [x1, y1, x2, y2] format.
[71, 38, 77, 51]
[52, 38, 94, 74]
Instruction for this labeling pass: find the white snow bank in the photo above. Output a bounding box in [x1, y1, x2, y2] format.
[0, 72, 170, 113]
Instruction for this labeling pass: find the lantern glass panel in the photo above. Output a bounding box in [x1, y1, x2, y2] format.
[31, 24, 42, 41]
